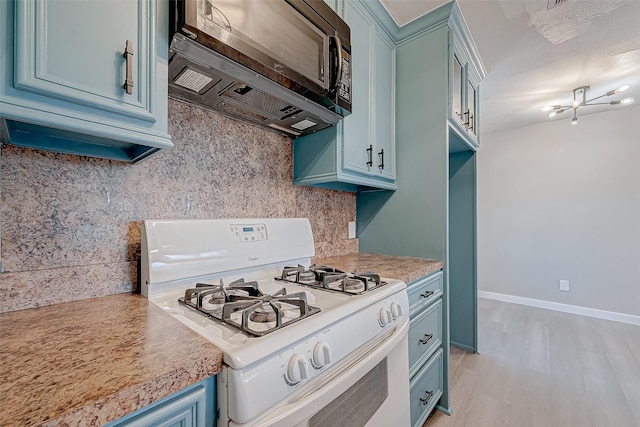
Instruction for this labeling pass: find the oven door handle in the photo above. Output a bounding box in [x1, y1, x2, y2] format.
[251, 318, 409, 427]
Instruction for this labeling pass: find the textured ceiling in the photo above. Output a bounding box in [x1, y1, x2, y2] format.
[380, 0, 640, 134]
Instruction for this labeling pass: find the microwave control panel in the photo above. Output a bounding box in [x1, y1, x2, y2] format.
[338, 48, 351, 103]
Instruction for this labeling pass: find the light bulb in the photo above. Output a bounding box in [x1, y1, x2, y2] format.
[542, 106, 554, 112]
[571, 117, 578, 125]
[607, 85, 630, 96]
[549, 111, 557, 118]
[621, 97, 634, 104]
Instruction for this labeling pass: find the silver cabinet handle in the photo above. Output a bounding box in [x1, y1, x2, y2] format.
[419, 333, 433, 345]
[462, 109, 470, 127]
[123, 40, 134, 94]
[420, 290, 434, 299]
[420, 390, 434, 405]
[378, 149, 384, 169]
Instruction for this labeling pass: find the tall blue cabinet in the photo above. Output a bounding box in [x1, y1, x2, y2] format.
[355, 0, 486, 419]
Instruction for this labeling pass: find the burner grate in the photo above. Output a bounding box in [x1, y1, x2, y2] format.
[179, 278, 320, 336]
[278, 265, 387, 295]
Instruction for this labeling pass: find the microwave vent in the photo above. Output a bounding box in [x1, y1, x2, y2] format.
[168, 33, 343, 137]
[222, 84, 292, 117]
[291, 119, 317, 131]
[174, 68, 215, 93]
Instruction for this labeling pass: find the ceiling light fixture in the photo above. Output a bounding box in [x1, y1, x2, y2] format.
[541, 85, 634, 125]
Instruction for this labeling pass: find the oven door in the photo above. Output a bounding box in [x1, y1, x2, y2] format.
[231, 318, 410, 427]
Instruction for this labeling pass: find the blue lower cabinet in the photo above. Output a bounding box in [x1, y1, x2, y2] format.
[408, 299, 442, 378]
[406, 270, 447, 424]
[106, 376, 215, 427]
[410, 348, 443, 427]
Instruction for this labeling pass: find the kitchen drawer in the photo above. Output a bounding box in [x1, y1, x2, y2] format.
[410, 348, 443, 427]
[408, 299, 442, 378]
[407, 271, 443, 313]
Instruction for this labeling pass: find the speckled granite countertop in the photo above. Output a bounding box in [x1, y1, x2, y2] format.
[0, 293, 223, 427]
[312, 253, 443, 284]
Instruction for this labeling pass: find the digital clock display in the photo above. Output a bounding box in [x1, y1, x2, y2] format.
[243, 227, 254, 232]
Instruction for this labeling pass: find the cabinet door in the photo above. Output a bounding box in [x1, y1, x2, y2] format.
[106, 377, 215, 427]
[341, 0, 374, 176]
[373, 28, 395, 181]
[452, 55, 464, 125]
[1, 0, 172, 162]
[449, 36, 480, 148]
[14, 0, 155, 122]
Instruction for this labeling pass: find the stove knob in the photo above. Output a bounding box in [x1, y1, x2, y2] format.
[285, 354, 309, 385]
[378, 308, 393, 327]
[390, 302, 403, 320]
[311, 341, 332, 369]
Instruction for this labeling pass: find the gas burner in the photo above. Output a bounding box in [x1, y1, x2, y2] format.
[344, 277, 364, 292]
[298, 270, 316, 283]
[179, 278, 320, 336]
[277, 265, 387, 295]
[250, 305, 278, 323]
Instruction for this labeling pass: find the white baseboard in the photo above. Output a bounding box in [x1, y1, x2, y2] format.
[478, 291, 640, 326]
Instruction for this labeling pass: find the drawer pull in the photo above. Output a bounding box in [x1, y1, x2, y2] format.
[419, 333, 434, 345]
[420, 390, 434, 405]
[420, 291, 434, 299]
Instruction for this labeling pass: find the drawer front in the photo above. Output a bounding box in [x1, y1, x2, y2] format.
[407, 271, 443, 313]
[410, 348, 443, 427]
[408, 299, 442, 378]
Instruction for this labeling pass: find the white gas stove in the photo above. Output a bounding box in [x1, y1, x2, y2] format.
[141, 218, 410, 427]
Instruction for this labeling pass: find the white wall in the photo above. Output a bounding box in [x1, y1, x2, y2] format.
[477, 105, 640, 317]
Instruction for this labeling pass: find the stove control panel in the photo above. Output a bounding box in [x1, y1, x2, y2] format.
[229, 224, 267, 242]
[225, 284, 409, 416]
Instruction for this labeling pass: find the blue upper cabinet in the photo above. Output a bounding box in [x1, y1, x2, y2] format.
[449, 29, 483, 147]
[0, 0, 173, 163]
[293, 0, 396, 192]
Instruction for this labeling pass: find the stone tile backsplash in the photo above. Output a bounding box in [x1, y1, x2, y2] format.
[0, 100, 357, 312]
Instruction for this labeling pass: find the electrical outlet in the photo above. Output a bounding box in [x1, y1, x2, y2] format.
[559, 280, 570, 292]
[348, 221, 356, 239]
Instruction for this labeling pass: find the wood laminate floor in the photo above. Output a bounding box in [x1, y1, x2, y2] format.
[424, 298, 640, 427]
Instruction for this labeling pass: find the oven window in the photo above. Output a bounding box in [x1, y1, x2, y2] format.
[309, 359, 388, 427]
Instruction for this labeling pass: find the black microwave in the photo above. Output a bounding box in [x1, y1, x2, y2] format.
[169, 0, 352, 136]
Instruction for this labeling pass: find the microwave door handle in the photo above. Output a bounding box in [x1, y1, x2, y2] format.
[329, 36, 343, 95]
